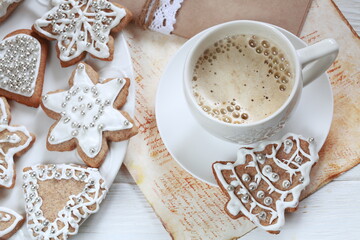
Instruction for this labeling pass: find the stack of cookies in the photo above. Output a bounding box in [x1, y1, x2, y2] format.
[0, 1, 138, 239]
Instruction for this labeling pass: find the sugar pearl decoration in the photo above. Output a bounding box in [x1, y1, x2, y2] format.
[295, 156, 303, 164]
[258, 211, 267, 221]
[249, 182, 257, 191]
[263, 165, 272, 173]
[282, 180, 291, 188]
[271, 173, 279, 182]
[299, 176, 305, 183]
[43, 220, 49, 226]
[227, 185, 234, 191]
[264, 196, 273, 206]
[0, 34, 40, 96]
[79, 172, 86, 181]
[72, 130, 79, 136]
[308, 137, 315, 143]
[241, 194, 249, 203]
[242, 174, 250, 182]
[256, 153, 265, 161]
[257, 191, 265, 199]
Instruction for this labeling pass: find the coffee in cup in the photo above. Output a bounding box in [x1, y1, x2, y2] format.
[191, 34, 294, 124]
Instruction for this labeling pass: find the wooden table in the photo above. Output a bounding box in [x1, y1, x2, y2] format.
[77, 1, 360, 239]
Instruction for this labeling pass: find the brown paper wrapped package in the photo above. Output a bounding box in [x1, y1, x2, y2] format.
[114, 0, 312, 37]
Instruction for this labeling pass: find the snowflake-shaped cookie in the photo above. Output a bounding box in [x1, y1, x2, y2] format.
[0, 97, 35, 189]
[33, 0, 132, 67]
[41, 62, 138, 167]
[212, 133, 318, 234]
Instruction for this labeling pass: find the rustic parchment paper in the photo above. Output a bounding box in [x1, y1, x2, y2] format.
[123, 0, 360, 239]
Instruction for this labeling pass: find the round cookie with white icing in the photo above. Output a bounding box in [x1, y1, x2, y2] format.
[0, 0, 23, 24]
[32, 0, 132, 67]
[0, 29, 49, 107]
[0, 207, 25, 239]
[0, 97, 36, 189]
[41, 62, 138, 168]
[22, 164, 107, 240]
[212, 133, 318, 234]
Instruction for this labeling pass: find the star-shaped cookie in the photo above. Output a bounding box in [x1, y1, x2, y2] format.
[212, 133, 318, 234]
[41, 62, 138, 167]
[0, 97, 35, 189]
[32, 0, 132, 67]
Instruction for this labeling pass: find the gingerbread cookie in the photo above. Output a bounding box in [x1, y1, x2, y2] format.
[0, 207, 24, 240]
[22, 164, 107, 239]
[33, 0, 132, 67]
[0, 29, 48, 107]
[212, 134, 318, 234]
[0, 0, 23, 23]
[41, 62, 138, 168]
[0, 97, 35, 189]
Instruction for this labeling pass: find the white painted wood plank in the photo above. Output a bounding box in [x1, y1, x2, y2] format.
[77, 183, 171, 240]
[241, 181, 360, 239]
[335, 164, 360, 181]
[333, 0, 360, 34]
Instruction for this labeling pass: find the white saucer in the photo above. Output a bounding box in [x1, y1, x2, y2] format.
[155, 24, 333, 186]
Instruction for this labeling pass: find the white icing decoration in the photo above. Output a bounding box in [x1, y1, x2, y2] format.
[0, 207, 23, 238]
[284, 139, 293, 154]
[0, 0, 21, 18]
[0, 98, 33, 188]
[213, 133, 318, 232]
[0, 34, 41, 97]
[0, 97, 8, 124]
[34, 0, 127, 62]
[23, 164, 107, 240]
[42, 64, 133, 158]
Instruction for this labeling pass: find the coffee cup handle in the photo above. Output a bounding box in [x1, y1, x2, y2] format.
[296, 38, 339, 86]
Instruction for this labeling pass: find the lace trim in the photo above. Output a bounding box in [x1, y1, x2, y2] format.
[139, 0, 185, 35]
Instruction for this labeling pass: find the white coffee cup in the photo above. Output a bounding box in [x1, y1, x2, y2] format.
[183, 20, 338, 144]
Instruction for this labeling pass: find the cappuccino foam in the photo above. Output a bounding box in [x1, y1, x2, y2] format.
[192, 34, 294, 124]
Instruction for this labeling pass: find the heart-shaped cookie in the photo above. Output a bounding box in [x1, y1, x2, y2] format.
[0, 97, 35, 189]
[212, 133, 318, 234]
[0, 29, 48, 107]
[0, 207, 24, 239]
[22, 164, 107, 239]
